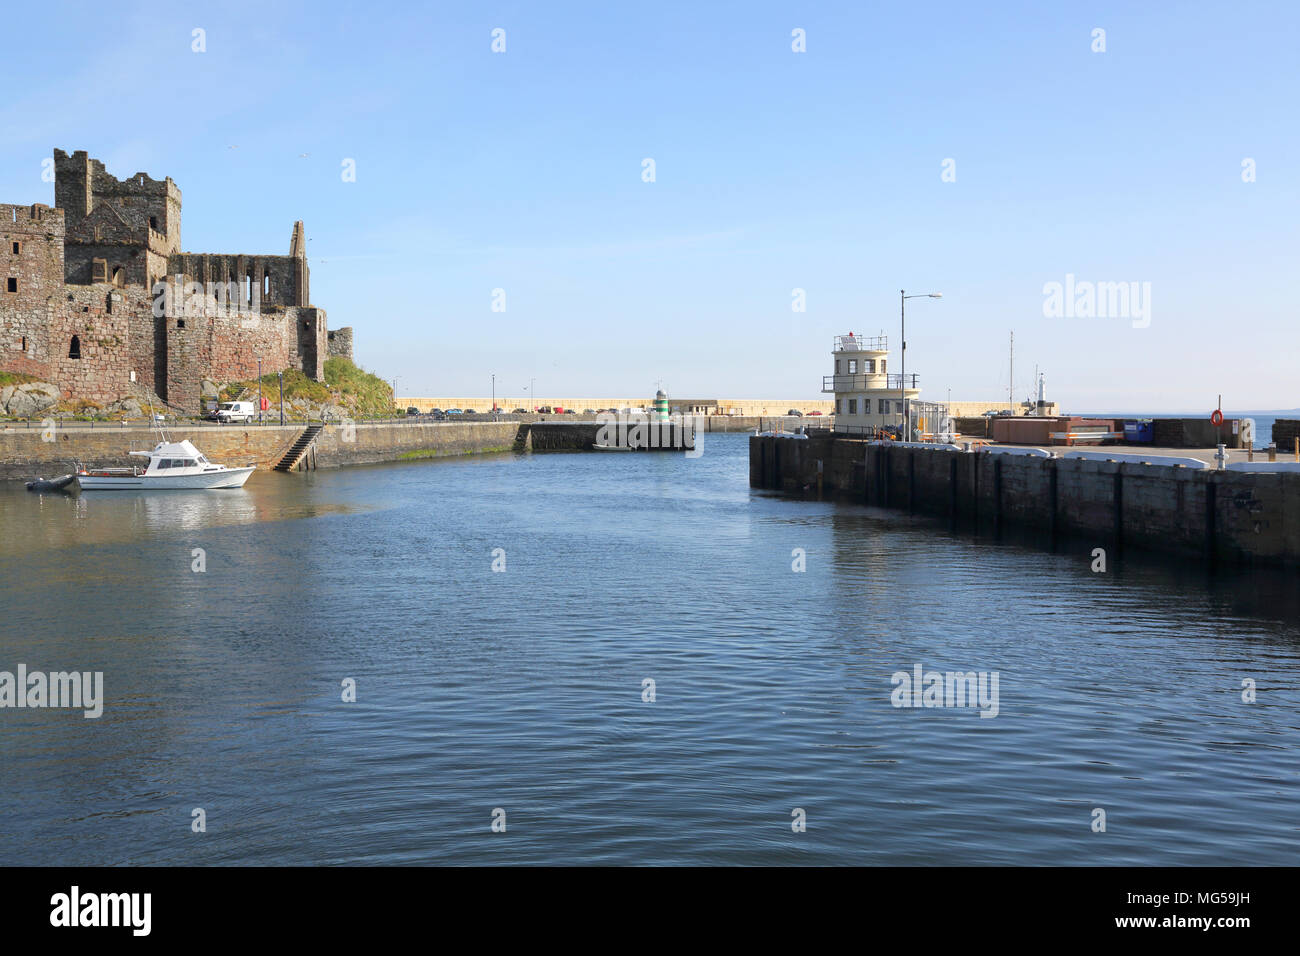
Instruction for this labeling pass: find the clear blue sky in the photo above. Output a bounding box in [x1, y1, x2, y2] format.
[4, 1, 1297, 410]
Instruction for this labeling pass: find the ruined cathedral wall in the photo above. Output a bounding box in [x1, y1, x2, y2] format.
[167, 254, 306, 310]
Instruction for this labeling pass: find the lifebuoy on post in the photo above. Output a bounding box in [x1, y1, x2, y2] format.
[1210, 409, 1224, 426]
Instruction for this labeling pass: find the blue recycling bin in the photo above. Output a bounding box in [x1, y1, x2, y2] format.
[1124, 420, 1154, 443]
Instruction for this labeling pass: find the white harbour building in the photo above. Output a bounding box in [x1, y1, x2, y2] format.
[822, 333, 922, 435]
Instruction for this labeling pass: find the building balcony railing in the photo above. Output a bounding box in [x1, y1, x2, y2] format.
[822, 373, 919, 392]
[834, 334, 887, 352]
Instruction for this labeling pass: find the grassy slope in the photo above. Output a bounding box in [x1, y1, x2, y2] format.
[221, 358, 395, 418]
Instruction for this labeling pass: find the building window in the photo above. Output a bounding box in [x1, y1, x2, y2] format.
[848, 398, 857, 414]
[5, 277, 15, 293]
[835, 359, 842, 375]
[836, 399, 842, 414]
[263, 273, 271, 297]
[10, 242, 19, 255]
[847, 359, 857, 374]
[881, 359, 886, 373]
[177, 319, 186, 329]
[69, 335, 81, 359]
[111, 267, 126, 288]
[865, 359, 875, 373]
[149, 216, 158, 231]
[92, 258, 108, 283]
[879, 399, 888, 414]
[21, 336, 27, 352]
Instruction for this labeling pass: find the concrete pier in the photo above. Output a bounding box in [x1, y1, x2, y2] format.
[750, 434, 1300, 567]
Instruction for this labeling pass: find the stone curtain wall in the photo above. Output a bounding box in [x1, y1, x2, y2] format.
[56, 285, 157, 403]
[2, 204, 66, 379]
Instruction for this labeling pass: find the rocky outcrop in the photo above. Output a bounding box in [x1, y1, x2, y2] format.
[1, 382, 61, 418]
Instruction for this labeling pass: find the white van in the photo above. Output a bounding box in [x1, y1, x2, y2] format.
[216, 400, 256, 423]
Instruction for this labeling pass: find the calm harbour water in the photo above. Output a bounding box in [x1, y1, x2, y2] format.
[1, 433, 1298, 865]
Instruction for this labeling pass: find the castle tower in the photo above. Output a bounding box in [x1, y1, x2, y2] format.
[822, 333, 920, 436]
[53, 148, 181, 288]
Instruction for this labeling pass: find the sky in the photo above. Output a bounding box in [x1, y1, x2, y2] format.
[3, 0, 1297, 411]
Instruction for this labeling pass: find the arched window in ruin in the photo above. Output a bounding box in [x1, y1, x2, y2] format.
[149, 216, 158, 231]
[263, 272, 270, 298]
[106, 293, 113, 314]
[111, 267, 126, 288]
[245, 271, 253, 308]
[69, 335, 81, 359]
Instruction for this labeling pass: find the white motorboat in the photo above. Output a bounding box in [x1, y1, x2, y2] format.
[75, 438, 255, 490]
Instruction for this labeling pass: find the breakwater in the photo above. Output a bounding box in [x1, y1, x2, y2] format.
[750, 434, 1300, 567]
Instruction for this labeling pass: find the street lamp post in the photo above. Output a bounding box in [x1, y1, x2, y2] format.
[900, 289, 942, 440]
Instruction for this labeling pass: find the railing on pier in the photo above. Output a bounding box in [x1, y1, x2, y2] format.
[821, 373, 919, 392]
[833, 334, 887, 352]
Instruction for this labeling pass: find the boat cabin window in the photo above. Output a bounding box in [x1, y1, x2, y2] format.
[155, 459, 171, 469]
[183, 459, 196, 467]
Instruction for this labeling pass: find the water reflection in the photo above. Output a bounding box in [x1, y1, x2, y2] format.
[0, 472, 363, 557]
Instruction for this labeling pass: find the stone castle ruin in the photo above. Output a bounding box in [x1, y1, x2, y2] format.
[2, 149, 353, 413]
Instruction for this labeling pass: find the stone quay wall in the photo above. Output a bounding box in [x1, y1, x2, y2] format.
[750, 434, 1300, 568]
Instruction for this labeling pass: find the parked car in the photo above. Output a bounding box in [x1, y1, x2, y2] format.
[582, 409, 596, 415]
[807, 410, 823, 416]
[216, 400, 255, 423]
[428, 408, 444, 416]
[406, 406, 419, 416]
[538, 406, 553, 414]
[564, 409, 576, 414]
[445, 408, 463, 415]
[511, 408, 527, 414]
[786, 409, 803, 417]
